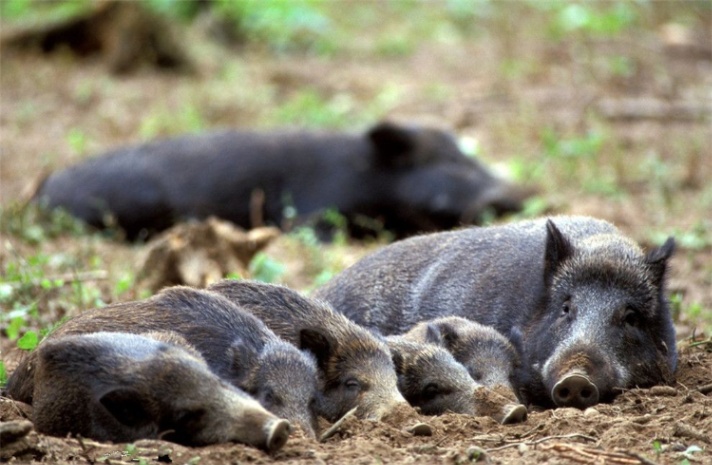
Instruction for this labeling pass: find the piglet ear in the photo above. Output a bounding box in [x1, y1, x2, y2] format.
[299, 329, 335, 372]
[426, 321, 459, 350]
[644, 237, 675, 288]
[544, 220, 574, 287]
[508, 327, 525, 359]
[423, 323, 444, 345]
[100, 388, 154, 428]
[367, 122, 417, 167]
[229, 338, 259, 378]
[391, 350, 405, 374]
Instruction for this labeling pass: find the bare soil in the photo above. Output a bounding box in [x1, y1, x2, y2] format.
[1, 3, 711, 464]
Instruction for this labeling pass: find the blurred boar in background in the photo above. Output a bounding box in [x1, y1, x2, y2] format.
[33, 122, 529, 240]
[315, 216, 677, 409]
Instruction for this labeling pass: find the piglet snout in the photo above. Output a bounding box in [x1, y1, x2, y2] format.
[264, 419, 291, 453]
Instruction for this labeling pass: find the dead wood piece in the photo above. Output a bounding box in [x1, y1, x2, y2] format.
[319, 407, 359, 443]
[1, 0, 193, 75]
[138, 218, 280, 292]
[673, 422, 710, 444]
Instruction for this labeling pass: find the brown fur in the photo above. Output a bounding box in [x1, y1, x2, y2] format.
[5, 286, 318, 437]
[208, 279, 407, 422]
[31, 331, 289, 450]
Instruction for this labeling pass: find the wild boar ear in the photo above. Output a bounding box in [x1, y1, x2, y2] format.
[228, 338, 259, 376]
[299, 328, 335, 371]
[423, 323, 444, 346]
[391, 349, 405, 374]
[434, 322, 459, 349]
[508, 327, 525, 359]
[544, 220, 574, 287]
[367, 122, 417, 168]
[644, 237, 675, 288]
[100, 388, 154, 428]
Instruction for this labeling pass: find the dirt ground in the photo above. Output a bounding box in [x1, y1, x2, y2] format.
[1, 2, 711, 464]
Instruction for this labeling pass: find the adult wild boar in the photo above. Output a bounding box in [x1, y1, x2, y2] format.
[208, 279, 408, 423]
[315, 216, 677, 409]
[32, 331, 290, 451]
[33, 122, 528, 240]
[6, 287, 319, 438]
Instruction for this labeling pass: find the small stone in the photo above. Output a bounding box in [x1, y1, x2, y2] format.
[0, 420, 33, 444]
[407, 422, 433, 437]
[583, 407, 600, 417]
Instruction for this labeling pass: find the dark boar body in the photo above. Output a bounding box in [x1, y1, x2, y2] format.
[32, 331, 290, 451]
[6, 287, 319, 437]
[33, 122, 527, 240]
[315, 216, 677, 409]
[208, 279, 407, 423]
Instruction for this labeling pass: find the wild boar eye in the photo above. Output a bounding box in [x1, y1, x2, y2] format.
[623, 308, 640, 327]
[344, 378, 361, 392]
[263, 389, 276, 407]
[423, 383, 440, 399]
[561, 300, 571, 316]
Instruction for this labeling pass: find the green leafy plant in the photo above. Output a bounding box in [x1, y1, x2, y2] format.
[546, 2, 638, 41]
[249, 253, 286, 284]
[0, 361, 7, 388]
[0, 203, 88, 244]
[66, 128, 88, 156]
[139, 103, 206, 140]
[213, 0, 333, 54]
[0, 0, 91, 22]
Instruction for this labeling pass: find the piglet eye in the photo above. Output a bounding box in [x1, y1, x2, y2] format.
[345, 378, 361, 392]
[262, 389, 276, 408]
[423, 383, 440, 399]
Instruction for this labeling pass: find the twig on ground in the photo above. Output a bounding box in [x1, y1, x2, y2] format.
[540, 443, 659, 465]
[485, 433, 598, 452]
[617, 450, 661, 465]
[319, 407, 358, 443]
[76, 435, 95, 465]
[673, 422, 710, 444]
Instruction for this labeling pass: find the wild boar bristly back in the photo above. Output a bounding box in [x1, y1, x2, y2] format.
[314, 216, 678, 409]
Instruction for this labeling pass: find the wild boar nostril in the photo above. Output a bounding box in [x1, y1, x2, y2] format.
[552, 373, 599, 409]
